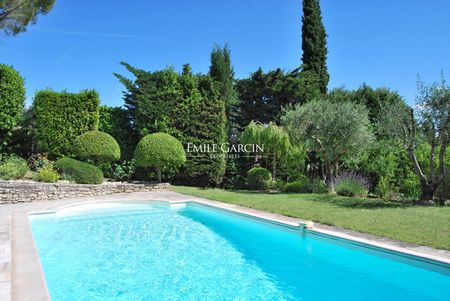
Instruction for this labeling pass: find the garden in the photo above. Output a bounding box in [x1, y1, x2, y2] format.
[1, 0, 449, 249]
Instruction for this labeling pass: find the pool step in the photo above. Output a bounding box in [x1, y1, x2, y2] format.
[0, 216, 11, 301]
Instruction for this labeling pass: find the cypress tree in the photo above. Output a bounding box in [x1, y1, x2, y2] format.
[301, 0, 329, 93]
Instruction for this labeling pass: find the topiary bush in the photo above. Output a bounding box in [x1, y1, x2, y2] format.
[54, 157, 103, 184]
[74, 131, 121, 163]
[36, 167, 60, 183]
[247, 167, 272, 190]
[134, 133, 186, 182]
[0, 155, 29, 180]
[282, 178, 310, 193]
[33, 89, 100, 158]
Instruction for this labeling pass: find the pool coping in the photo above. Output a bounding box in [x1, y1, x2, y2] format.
[2, 191, 450, 300]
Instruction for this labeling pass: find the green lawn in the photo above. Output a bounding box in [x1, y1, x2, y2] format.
[172, 186, 450, 250]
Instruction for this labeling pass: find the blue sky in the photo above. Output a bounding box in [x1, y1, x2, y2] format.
[1, 0, 450, 107]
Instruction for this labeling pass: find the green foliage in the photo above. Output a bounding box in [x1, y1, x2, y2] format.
[0, 64, 25, 156]
[0, 155, 29, 180]
[99, 105, 137, 160]
[236, 68, 307, 130]
[111, 160, 136, 182]
[74, 131, 121, 163]
[335, 179, 368, 197]
[54, 157, 103, 184]
[33, 89, 100, 158]
[0, 0, 55, 36]
[301, 0, 329, 93]
[36, 167, 59, 183]
[116, 63, 227, 186]
[282, 178, 310, 193]
[310, 178, 328, 194]
[282, 98, 373, 185]
[247, 167, 272, 190]
[134, 133, 186, 182]
[241, 121, 291, 179]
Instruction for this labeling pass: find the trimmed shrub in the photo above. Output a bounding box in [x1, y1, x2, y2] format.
[36, 167, 59, 183]
[54, 157, 103, 184]
[0, 64, 25, 156]
[33, 89, 99, 158]
[134, 133, 186, 182]
[0, 155, 29, 180]
[247, 167, 272, 190]
[282, 178, 310, 193]
[334, 172, 370, 197]
[74, 131, 121, 163]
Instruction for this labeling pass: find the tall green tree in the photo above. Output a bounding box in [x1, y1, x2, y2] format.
[0, 0, 55, 36]
[301, 0, 329, 93]
[0, 64, 25, 157]
[209, 44, 238, 127]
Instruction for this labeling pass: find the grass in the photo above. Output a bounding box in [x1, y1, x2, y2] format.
[173, 186, 450, 250]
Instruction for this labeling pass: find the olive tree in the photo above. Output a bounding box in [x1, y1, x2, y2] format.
[134, 133, 186, 182]
[379, 76, 450, 203]
[281, 98, 373, 186]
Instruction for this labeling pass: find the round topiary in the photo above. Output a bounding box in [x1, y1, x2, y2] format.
[247, 167, 272, 190]
[134, 133, 186, 182]
[74, 131, 121, 163]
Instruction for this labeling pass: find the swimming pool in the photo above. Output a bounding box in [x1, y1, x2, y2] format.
[30, 202, 450, 300]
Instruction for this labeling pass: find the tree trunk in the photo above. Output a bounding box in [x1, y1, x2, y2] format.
[156, 167, 162, 183]
[324, 161, 333, 187]
[419, 182, 435, 202]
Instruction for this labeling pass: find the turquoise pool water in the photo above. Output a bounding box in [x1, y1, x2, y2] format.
[30, 202, 450, 301]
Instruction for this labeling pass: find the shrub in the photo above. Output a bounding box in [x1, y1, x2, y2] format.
[33, 89, 99, 158]
[0, 65, 25, 156]
[36, 167, 59, 183]
[282, 178, 310, 193]
[310, 178, 328, 194]
[54, 157, 103, 184]
[111, 160, 136, 181]
[134, 133, 186, 182]
[74, 131, 121, 163]
[247, 167, 272, 190]
[334, 171, 371, 197]
[270, 179, 285, 191]
[0, 155, 29, 180]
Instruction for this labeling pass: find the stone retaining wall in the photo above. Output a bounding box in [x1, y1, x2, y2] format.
[0, 181, 170, 204]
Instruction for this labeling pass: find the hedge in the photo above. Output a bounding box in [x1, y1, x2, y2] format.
[0, 64, 25, 155]
[33, 89, 99, 158]
[54, 157, 103, 184]
[74, 131, 121, 163]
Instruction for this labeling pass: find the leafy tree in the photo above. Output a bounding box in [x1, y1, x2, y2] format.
[301, 0, 329, 93]
[74, 131, 121, 164]
[282, 98, 373, 186]
[379, 76, 450, 203]
[0, 0, 55, 36]
[134, 133, 186, 182]
[0, 64, 25, 157]
[209, 44, 238, 128]
[236, 68, 306, 130]
[241, 121, 291, 180]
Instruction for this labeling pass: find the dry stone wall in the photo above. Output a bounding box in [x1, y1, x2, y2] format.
[0, 181, 170, 204]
